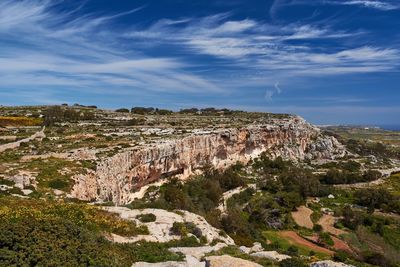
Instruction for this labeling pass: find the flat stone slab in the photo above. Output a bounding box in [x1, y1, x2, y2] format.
[205, 255, 263, 267]
[250, 251, 291, 262]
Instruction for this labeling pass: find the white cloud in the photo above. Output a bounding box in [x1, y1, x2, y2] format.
[1, 0, 399, 105]
[0, 0, 223, 96]
[270, 0, 399, 12]
[125, 14, 399, 77]
[265, 81, 282, 101]
[329, 0, 399, 10]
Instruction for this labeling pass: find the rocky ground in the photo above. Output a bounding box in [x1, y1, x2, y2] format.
[1, 105, 400, 267]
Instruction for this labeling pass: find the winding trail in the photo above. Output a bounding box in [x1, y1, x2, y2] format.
[334, 166, 400, 189]
[0, 127, 45, 153]
[216, 184, 256, 214]
[279, 231, 334, 255]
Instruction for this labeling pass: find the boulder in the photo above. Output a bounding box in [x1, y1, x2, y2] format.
[310, 260, 355, 267]
[239, 242, 263, 254]
[251, 242, 263, 253]
[169, 243, 227, 260]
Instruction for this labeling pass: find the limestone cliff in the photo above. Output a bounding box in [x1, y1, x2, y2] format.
[71, 116, 347, 204]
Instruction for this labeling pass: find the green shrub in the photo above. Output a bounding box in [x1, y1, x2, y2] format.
[136, 213, 157, 223]
[170, 222, 188, 237]
[318, 232, 334, 246]
[279, 258, 307, 267]
[286, 245, 299, 256]
[0, 178, 14, 186]
[170, 222, 202, 239]
[334, 250, 352, 262]
[8, 187, 23, 195]
[0, 216, 179, 267]
[48, 178, 69, 190]
[313, 224, 323, 232]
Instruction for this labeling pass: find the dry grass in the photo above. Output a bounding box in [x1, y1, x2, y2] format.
[0, 116, 43, 127]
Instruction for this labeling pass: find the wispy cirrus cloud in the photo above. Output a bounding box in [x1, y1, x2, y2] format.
[265, 82, 282, 102]
[326, 0, 399, 11]
[270, 0, 400, 13]
[0, 0, 223, 102]
[125, 13, 399, 78]
[1, 0, 399, 118]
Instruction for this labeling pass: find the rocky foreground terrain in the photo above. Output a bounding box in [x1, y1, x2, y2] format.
[1, 105, 400, 267]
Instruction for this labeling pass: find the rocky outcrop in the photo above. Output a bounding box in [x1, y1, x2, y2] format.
[71, 116, 347, 204]
[250, 251, 291, 262]
[169, 243, 228, 260]
[103, 207, 234, 245]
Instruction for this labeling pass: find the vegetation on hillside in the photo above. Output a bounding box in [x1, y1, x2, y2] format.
[0, 116, 42, 127]
[0, 197, 194, 266]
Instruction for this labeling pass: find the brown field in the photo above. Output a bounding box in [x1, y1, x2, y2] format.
[291, 205, 314, 229]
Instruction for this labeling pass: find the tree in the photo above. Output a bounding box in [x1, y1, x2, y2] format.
[43, 106, 64, 126]
[115, 108, 129, 113]
[131, 107, 155, 115]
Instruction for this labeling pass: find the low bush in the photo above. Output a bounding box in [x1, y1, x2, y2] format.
[318, 232, 334, 246]
[170, 222, 203, 239]
[279, 258, 307, 267]
[0, 178, 15, 186]
[136, 213, 157, 223]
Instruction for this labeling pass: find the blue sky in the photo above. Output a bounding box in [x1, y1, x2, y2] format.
[0, 0, 399, 124]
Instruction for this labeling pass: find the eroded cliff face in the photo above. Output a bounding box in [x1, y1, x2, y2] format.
[71, 116, 347, 204]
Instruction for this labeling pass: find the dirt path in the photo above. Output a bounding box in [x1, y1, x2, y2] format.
[334, 167, 400, 189]
[217, 184, 256, 214]
[318, 214, 346, 236]
[0, 127, 45, 153]
[331, 236, 352, 253]
[279, 231, 333, 255]
[291, 206, 314, 229]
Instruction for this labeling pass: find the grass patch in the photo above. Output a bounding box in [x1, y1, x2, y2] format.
[379, 173, 400, 196]
[263, 231, 329, 259]
[0, 197, 148, 237]
[0, 150, 22, 163]
[20, 158, 89, 192]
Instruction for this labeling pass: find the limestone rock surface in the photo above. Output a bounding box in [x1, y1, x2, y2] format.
[71, 117, 347, 204]
[205, 255, 263, 267]
[250, 251, 291, 261]
[104, 207, 234, 245]
[310, 260, 355, 267]
[132, 255, 205, 267]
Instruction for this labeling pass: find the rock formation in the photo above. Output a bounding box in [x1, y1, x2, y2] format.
[71, 116, 347, 204]
[103, 207, 234, 245]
